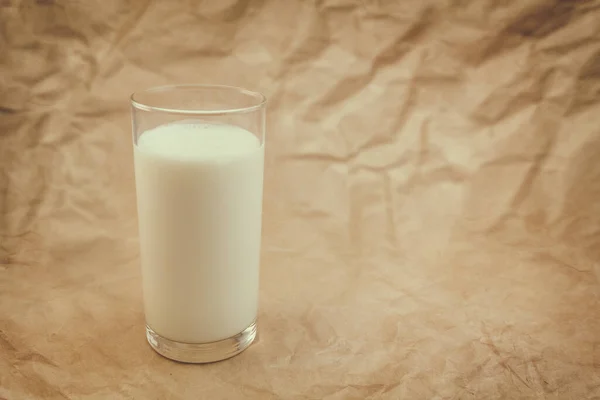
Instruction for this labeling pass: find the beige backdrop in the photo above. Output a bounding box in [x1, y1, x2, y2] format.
[1, 0, 600, 398]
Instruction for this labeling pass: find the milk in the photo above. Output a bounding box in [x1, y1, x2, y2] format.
[134, 121, 264, 343]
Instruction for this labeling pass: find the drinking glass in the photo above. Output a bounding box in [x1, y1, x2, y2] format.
[130, 84, 266, 363]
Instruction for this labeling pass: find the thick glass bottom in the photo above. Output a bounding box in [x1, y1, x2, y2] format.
[145, 320, 257, 363]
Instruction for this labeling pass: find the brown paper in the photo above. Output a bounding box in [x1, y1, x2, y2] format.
[2, 0, 600, 398]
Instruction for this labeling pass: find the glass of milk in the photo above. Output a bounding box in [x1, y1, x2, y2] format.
[130, 85, 266, 363]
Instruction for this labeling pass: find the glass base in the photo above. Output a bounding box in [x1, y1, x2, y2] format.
[145, 320, 257, 363]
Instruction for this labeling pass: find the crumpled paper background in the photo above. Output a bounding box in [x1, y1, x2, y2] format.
[1, 0, 600, 398]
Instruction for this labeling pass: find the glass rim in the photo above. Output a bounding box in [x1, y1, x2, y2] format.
[130, 84, 267, 116]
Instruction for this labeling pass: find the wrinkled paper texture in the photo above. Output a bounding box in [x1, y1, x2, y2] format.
[1, 0, 600, 398]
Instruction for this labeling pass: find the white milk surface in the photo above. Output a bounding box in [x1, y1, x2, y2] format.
[134, 121, 264, 343]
